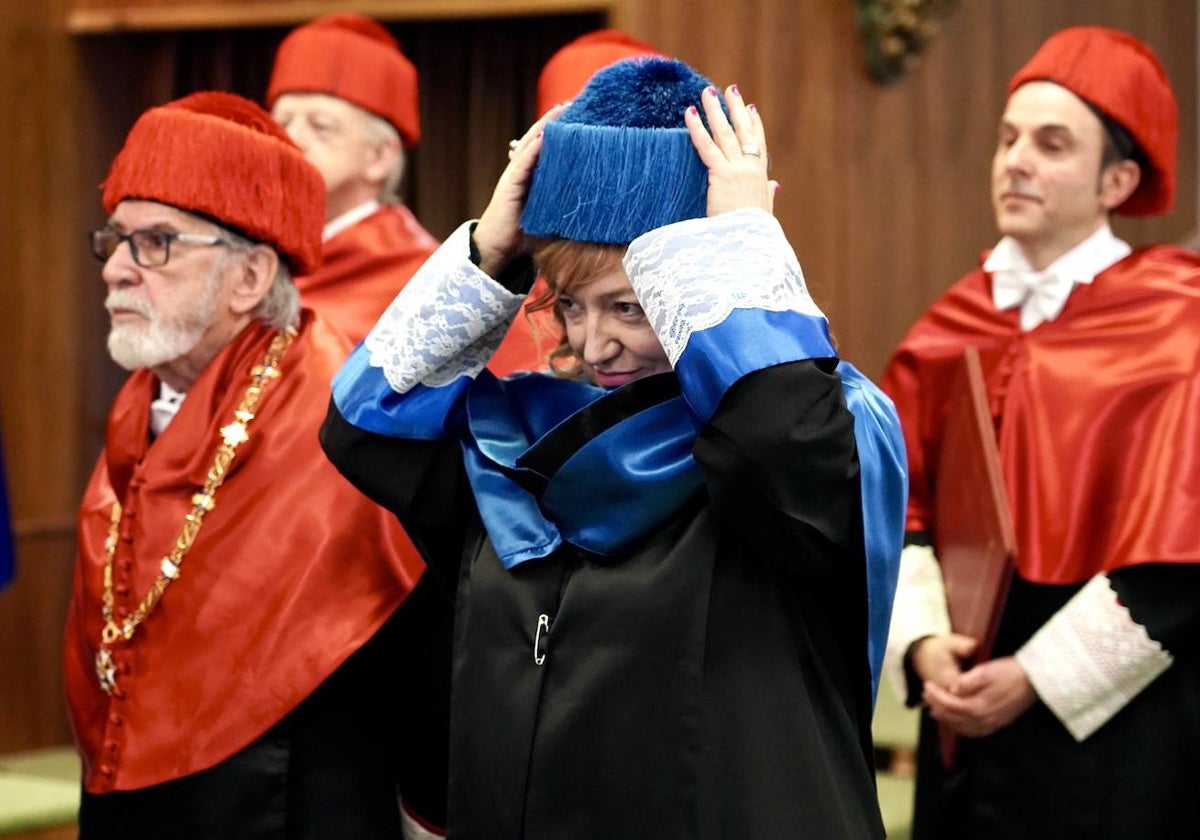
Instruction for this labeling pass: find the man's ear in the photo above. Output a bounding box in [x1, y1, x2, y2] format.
[363, 134, 402, 190]
[1100, 159, 1141, 212]
[226, 244, 280, 317]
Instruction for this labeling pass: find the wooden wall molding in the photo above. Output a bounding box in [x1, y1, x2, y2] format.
[66, 0, 615, 33]
[11, 517, 77, 541]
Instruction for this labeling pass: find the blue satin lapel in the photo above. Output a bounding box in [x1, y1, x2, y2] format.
[838, 361, 907, 704]
[540, 396, 705, 555]
[463, 374, 702, 568]
[456, 363, 906, 705]
[676, 308, 836, 420]
[332, 341, 471, 440]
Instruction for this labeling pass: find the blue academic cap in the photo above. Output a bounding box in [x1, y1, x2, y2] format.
[520, 57, 721, 244]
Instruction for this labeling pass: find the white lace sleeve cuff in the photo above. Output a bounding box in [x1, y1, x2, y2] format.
[1015, 574, 1173, 742]
[884, 544, 952, 702]
[363, 222, 526, 394]
[401, 803, 445, 840]
[621, 207, 827, 365]
[622, 208, 836, 420]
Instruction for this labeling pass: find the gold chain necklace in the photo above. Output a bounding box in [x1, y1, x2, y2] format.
[94, 328, 297, 695]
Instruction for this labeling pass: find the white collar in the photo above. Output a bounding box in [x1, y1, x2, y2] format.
[986, 224, 1131, 331]
[149, 381, 187, 437]
[323, 200, 381, 243]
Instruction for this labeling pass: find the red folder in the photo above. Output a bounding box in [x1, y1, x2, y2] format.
[932, 346, 1017, 770]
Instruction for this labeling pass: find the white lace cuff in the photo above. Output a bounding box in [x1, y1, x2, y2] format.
[401, 803, 445, 840]
[622, 207, 825, 365]
[884, 544, 952, 702]
[1015, 574, 1173, 742]
[363, 222, 526, 394]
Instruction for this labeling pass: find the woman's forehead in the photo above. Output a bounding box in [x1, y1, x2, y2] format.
[557, 266, 635, 300]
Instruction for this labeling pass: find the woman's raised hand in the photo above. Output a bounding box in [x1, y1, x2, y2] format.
[684, 84, 777, 217]
[473, 104, 567, 278]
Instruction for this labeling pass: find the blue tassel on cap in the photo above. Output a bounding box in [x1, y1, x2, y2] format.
[521, 57, 720, 244]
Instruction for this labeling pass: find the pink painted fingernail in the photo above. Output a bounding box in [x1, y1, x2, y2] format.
[748, 103, 758, 114]
[730, 84, 741, 97]
[705, 85, 717, 96]
[774, 183, 782, 194]
[687, 105, 698, 115]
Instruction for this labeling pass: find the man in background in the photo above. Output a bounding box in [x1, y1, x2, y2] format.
[882, 26, 1200, 839]
[267, 12, 437, 345]
[267, 12, 545, 376]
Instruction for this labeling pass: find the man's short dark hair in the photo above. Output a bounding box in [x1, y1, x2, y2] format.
[1088, 103, 1142, 170]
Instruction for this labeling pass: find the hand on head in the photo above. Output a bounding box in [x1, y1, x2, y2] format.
[684, 84, 779, 217]
[475, 70, 776, 279]
[473, 104, 567, 278]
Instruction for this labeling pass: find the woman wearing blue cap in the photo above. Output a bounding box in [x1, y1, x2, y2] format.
[322, 57, 905, 839]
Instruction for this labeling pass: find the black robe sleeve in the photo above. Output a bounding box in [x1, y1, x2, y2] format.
[692, 357, 862, 571]
[1108, 563, 1200, 659]
[319, 400, 476, 831]
[320, 398, 473, 595]
[692, 358, 876, 746]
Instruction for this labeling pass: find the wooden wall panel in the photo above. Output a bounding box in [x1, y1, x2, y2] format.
[0, 0, 87, 752]
[622, 0, 1198, 378]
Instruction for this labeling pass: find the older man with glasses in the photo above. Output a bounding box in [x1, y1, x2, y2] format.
[65, 91, 435, 838]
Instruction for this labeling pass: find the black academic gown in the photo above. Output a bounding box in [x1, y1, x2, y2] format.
[910, 566, 1200, 840]
[321, 361, 886, 840]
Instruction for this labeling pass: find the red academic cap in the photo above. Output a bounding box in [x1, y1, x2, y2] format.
[537, 29, 662, 116]
[267, 13, 420, 147]
[103, 92, 325, 274]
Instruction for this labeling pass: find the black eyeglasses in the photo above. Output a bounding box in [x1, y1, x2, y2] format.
[88, 228, 232, 269]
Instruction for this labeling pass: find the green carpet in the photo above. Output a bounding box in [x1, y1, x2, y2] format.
[0, 747, 79, 833]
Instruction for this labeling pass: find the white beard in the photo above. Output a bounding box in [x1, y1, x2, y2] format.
[106, 274, 220, 373]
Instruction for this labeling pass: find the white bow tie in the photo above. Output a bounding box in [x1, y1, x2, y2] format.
[991, 268, 1074, 331]
[149, 390, 184, 437]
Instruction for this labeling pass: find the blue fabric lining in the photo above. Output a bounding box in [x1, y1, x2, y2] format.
[462, 373, 702, 567]
[839, 361, 908, 702]
[332, 342, 470, 441]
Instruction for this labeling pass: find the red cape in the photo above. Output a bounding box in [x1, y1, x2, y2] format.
[883, 245, 1200, 584]
[65, 314, 424, 793]
[300, 204, 554, 371]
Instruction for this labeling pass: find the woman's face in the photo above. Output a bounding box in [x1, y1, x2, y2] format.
[555, 266, 671, 389]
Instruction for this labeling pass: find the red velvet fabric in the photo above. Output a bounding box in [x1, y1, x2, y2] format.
[883, 246, 1200, 584]
[65, 314, 424, 793]
[300, 206, 554, 372]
